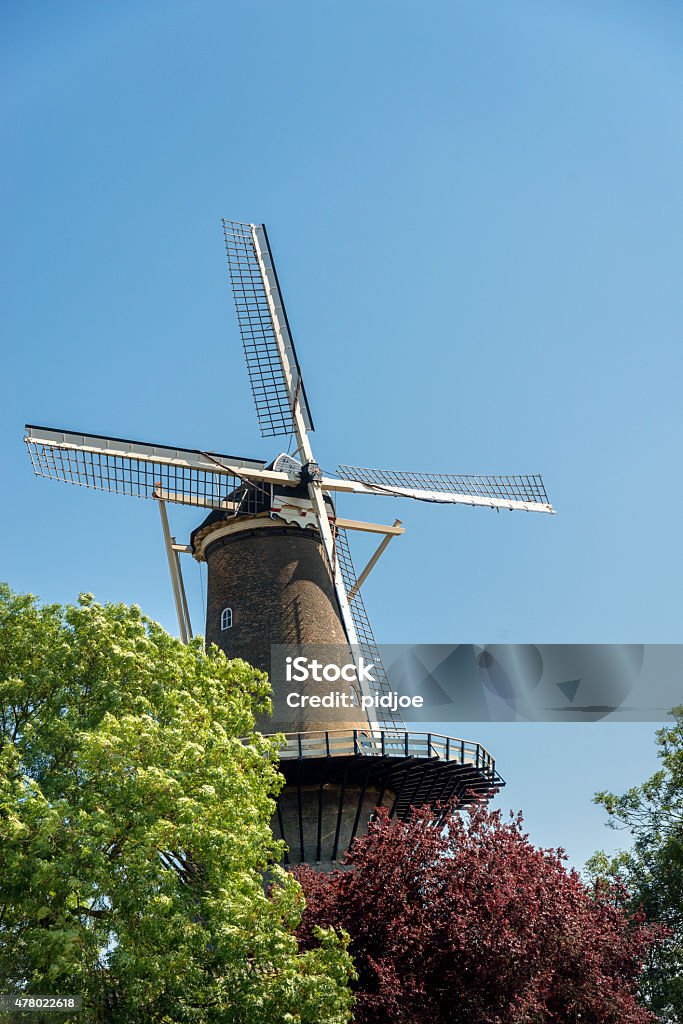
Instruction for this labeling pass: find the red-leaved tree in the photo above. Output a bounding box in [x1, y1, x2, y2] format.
[294, 803, 662, 1024]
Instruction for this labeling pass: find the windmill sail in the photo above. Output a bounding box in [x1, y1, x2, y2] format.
[222, 220, 314, 438]
[24, 425, 269, 512]
[336, 465, 554, 514]
[333, 524, 405, 732]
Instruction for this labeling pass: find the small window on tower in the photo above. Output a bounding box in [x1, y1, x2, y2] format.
[220, 607, 233, 630]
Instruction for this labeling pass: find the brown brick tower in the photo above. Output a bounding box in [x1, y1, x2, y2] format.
[191, 500, 369, 735]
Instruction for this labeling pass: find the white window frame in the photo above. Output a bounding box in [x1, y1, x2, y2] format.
[220, 607, 233, 630]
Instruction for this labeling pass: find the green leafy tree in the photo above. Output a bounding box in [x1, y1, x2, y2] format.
[590, 707, 683, 1022]
[0, 584, 353, 1023]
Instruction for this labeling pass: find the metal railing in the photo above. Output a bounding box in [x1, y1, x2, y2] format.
[263, 729, 496, 775]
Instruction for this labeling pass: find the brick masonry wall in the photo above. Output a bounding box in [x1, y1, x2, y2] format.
[204, 522, 369, 734]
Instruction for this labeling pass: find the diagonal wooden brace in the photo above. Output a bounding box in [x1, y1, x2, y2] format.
[347, 520, 403, 600]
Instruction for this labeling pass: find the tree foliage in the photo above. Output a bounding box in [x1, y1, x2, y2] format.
[0, 584, 353, 1023]
[295, 802, 659, 1024]
[591, 707, 683, 1022]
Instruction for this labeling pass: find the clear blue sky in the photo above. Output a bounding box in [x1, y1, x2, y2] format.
[2, 0, 682, 868]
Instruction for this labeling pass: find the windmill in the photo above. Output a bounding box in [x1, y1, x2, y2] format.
[24, 219, 554, 868]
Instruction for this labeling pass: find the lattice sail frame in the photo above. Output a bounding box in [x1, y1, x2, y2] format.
[24, 426, 270, 513]
[333, 525, 405, 732]
[336, 465, 553, 512]
[222, 220, 314, 439]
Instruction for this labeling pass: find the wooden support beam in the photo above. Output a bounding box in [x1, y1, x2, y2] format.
[347, 519, 402, 600]
[158, 500, 188, 643]
[157, 500, 193, 643]
[335, 517, 405, 536]
[174, 547, 193, 641]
